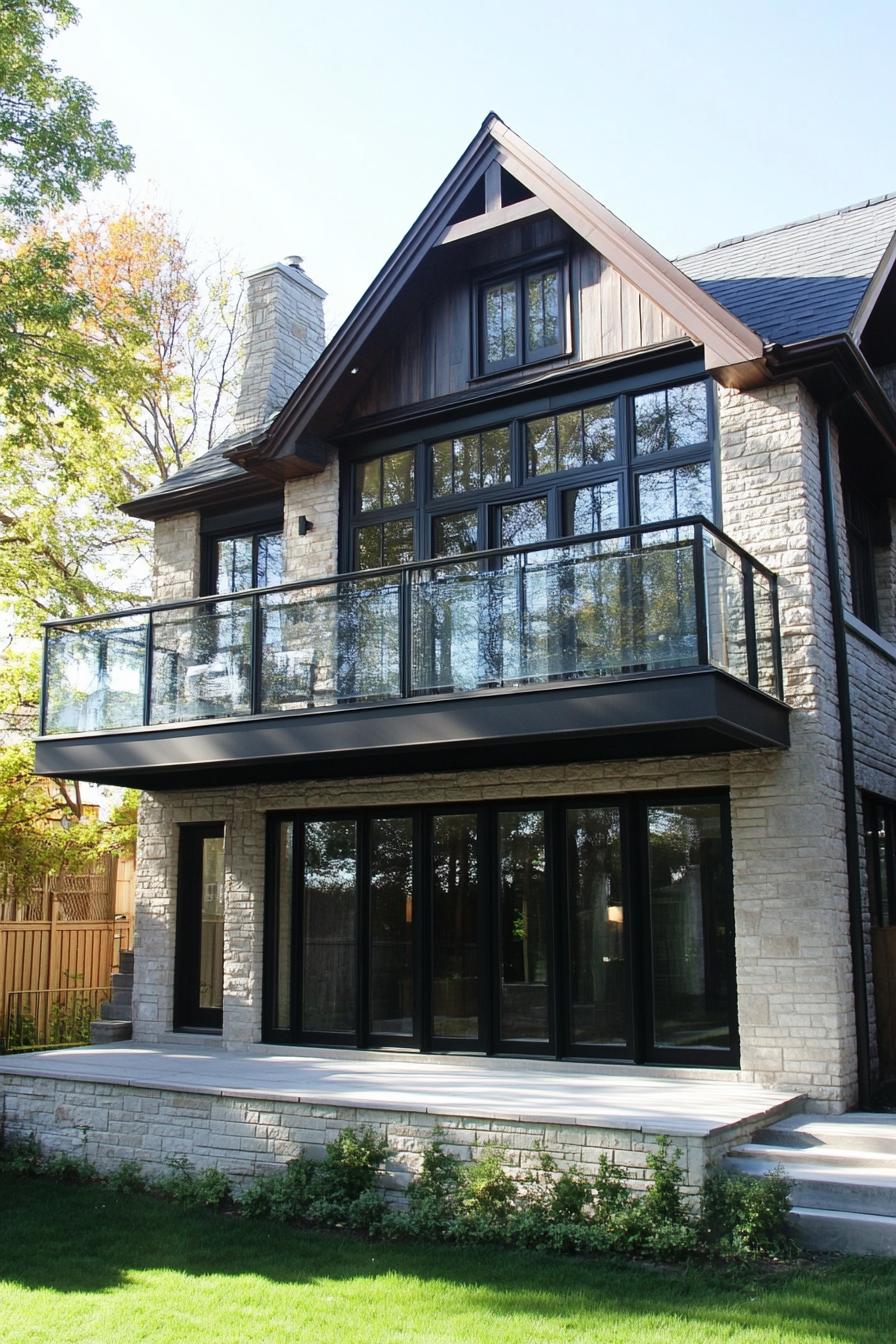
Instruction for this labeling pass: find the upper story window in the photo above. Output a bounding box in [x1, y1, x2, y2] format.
[211, 527, 283, 595]
[477, 255, 567, 376]
[351, 447, 417, 570]
[343, 376, 716, 572]
[842, 479, 889, 633]
[431, 427, 512, 497]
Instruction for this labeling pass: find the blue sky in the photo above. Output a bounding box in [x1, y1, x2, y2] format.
[55, 0, 896, 333]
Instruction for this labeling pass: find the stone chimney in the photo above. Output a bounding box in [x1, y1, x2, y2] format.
[232, 256, 327, 437]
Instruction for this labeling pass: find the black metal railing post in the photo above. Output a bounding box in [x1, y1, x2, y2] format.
[399, 568, 413, 700]
[250, 592, 262, 715]
[742, 555, 759, 688]
[770, 574, 785, 701]
[693, 524, 710, 666]
[38, 628, 50, 735]
[142, 612, 154, 726]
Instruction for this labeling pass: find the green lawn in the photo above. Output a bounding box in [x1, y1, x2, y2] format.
[0, 1171, 894, 1344]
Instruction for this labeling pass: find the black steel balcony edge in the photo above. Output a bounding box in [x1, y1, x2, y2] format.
[33, 667, 790, 790]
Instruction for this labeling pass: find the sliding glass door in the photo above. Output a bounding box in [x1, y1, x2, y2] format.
[264, 793, 736, 1066]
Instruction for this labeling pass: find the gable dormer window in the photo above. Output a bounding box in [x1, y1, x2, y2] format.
[476, 253, 567, 376]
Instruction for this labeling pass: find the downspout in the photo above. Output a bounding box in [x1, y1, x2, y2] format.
[817, 405, 872, 1108]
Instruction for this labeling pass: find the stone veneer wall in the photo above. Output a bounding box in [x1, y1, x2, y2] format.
[282, 446, 340, 582]
[131, 377, 868, 1111]
[717, 382, 855, 1107]
[0, 1072, 797, 1200]
[151, 511, 201, 602]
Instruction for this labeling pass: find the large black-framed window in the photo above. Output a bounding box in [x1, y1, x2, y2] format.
[175, 822, 226, 1032]
[342, 374, 718, 573]
[263, 790, 737, 1067]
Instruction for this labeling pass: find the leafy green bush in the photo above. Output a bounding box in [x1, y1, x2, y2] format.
[0, 1133, 43, 1175]
[155, 1156, 232, 1209]
[104, 1159, 145, 1195]
[0, 1126, 794, 1265]
[700, 1166, 794, 1261]
[460, 1143, 515, 1222]
[314, 1126, 391, 1206]
[240, 1128, 390, 1228]
[42, 1150, 98, 1184]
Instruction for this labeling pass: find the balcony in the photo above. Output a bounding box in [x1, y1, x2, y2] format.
[34, 519, 789, 789]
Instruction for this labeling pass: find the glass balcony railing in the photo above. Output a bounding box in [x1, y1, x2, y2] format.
[39, 518, 784, 736]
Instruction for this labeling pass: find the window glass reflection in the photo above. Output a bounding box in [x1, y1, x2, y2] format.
[566, 808, 625, 1046]
[647, 802, 731, 1051]
[498, 810, 549, 1042]
[432, 813, 480, 1039]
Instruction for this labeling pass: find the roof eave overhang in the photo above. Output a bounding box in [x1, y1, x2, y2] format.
[119, 470, 281, 521]
[766, 331, 896, 466]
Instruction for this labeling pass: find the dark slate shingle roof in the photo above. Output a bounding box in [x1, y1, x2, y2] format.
[124, 431, 252, 511]
[676, 193, 896, 346]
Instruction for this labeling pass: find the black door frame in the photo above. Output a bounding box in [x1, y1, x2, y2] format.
[262, 789, 738, 1068]
[174, 821, 226, 1032]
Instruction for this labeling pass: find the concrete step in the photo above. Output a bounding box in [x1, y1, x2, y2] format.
[727, 1141, 896, 1173]
[100, 998, 132, 1021]
[89, 1019, 132, 1044]
[724, 1153, 896, 1218]
[757, 1112, 896, 1156]
[110, 971, 133, 992]
[790, 1206, 896, 1256]
[118, 950, 134, 973]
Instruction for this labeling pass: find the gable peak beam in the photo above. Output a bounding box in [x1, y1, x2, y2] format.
[437, 195, 550, 246]
[489, 121, 764, 373]
[484, 160, 502, 214]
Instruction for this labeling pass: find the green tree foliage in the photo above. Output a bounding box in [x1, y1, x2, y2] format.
[0, 0, 133, 223]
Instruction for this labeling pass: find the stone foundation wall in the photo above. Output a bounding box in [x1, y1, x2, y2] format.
[0, 1072, 789, 1201]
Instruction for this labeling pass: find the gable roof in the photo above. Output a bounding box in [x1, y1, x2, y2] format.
[677, 194, 896, 347]
[126, 120, 896, 517]
[244, 113, 763, 472]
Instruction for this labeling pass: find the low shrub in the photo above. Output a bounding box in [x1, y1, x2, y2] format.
[155, 1156, 233, 1209]
[104, 1159, 146, 1196]
[700, 1165, 794, 1261]
[239, 1127, 390, 1230]
[0, 1134, 44, 1176]
[0, 1126, 795, 1264]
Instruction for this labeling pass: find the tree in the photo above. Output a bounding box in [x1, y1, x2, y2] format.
[0, 0, 133, 223]
[0, 205, 243, 631]
[0, 7, 238, 893]
[0, 2, 137, 444]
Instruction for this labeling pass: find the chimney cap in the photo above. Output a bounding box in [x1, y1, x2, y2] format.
[284, 255, 305, 270]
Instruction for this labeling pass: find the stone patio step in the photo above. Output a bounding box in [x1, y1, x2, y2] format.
[727, 1111, 896, 1253]
[789, 1206, 896, 1256]
[730, 1145, 896, 1177]
[756, 1112, 896, 1156]
[89, 1020, 132, 1044]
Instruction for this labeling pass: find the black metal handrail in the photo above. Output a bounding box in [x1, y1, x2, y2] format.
[38, 517, 784, 736]
[39, 516, 778, 627]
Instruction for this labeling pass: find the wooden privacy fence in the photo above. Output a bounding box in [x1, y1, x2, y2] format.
[0, 853, 136, 924]
[0, 897, 132, 1044]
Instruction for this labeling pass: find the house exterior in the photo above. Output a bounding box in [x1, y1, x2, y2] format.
[33, 114, 896, 1116]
